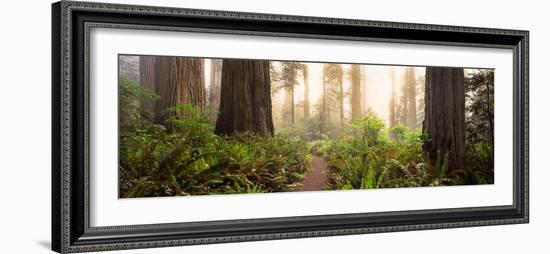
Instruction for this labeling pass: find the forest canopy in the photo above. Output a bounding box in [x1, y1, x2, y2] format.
[118, 55, 494, 198]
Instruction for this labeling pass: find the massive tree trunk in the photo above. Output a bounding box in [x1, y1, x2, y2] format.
[154, 56, 206, 125]
[350, 65, 362, 120]
[303, 65, 310, 118]
[215, 59, 274, 136]
[208, 59, 223, 122]
[423, 67, 465, 173]
[406, 67, 417, 128]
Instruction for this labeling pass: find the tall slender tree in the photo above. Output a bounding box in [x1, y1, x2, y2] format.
[282, 62, 298, 124]
[388, 68, 397, 128]
[302, 65, 310, 118]
[215, 59, 274, 136]
[361, 65, 368, 115]
[423, 67, 466, 173]
[349, 64, 362, 120]
[405, 67, 417, 128]
[320, 75, 327, 135]
[322, 64, 343, 123]
[338, 67, 344, 122]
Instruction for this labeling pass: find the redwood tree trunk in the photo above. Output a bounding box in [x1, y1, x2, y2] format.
[350, 65, 362, 120]
[215, 59, 274, 136]
[406, 67, 417, 128]
[321, 77, 327, 135]
[154, 56, 205, 124]
[339, 72, 344, 121]
[303, 66, 310, 118]
[388, 68, 397, 128]
[423, 67, 465, 173]
[361, 65, 368, 115]
[139, 56, 157, 90]
[138, 56, 157, 121]
[283, 64, 296, 124]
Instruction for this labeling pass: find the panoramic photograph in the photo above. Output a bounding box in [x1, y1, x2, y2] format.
[118, 55, 494, 198]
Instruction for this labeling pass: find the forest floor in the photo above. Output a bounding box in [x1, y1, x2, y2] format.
[296, 155, 329, 192]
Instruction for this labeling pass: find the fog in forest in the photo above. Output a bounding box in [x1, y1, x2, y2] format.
[219, 61, 423, 129]
[118, 55, 494, 198]
[121, 56, 427, 130]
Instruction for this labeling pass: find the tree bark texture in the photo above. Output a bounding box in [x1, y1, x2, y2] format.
[154, 56, 206, 124]
[423, 67, 465, 173]
[139, 56, 157, 91]
[215, 59, 274, 136]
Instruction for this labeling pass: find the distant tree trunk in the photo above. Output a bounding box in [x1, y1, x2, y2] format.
[321, 76, 327, 135]
[303, 65, 310, 118]
[406, 67, 417, 128]
[215, 59, 274, 136]
[154, 56, 205, 125]
[282, 63, 297, 124]
[208, 59, 223, 122]
[423, 67, 465, 173]
[350, 65, 362, 120]
[323, 64, 341, 123]
[339, 70, 344, 121]
[139, 56, 157, 121]
[361, 65, 368, 115]
[389, 68, 397, 128]
[399, 72, 409, 126]
[291, 83, 295, 124]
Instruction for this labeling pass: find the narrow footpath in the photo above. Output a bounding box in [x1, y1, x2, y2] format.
[297, 155, 328, 191]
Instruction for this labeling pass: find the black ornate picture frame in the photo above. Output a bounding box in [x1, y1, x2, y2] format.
[52, 1, 529, 253]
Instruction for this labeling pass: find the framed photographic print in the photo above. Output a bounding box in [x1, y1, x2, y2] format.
[51, 1, 529, 253]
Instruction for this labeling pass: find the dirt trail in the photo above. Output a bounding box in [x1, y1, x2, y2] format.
[297, 155, 329, 191]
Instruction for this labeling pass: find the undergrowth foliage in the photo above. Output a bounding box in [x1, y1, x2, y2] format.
[309, 112, 492, 190]
[119, 78, 309, 198]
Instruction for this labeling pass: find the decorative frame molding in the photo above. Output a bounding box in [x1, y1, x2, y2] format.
[52, 1, 529, 253]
